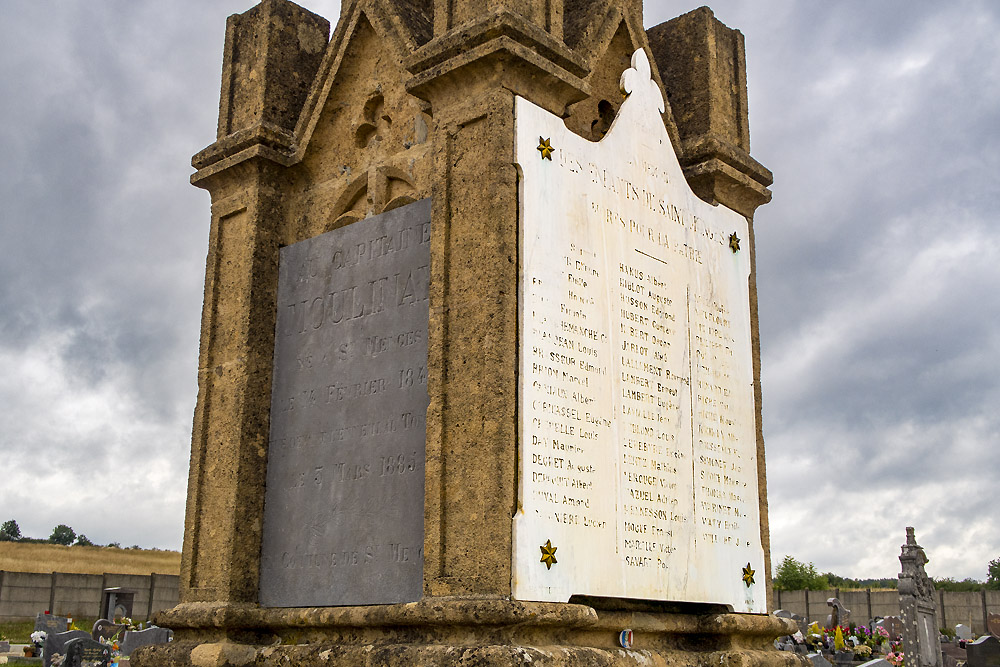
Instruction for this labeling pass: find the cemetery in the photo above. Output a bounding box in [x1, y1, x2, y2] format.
[0, 0, 980, 665]
[0, 572, 178, 624]
[0, 610, 172, 665]
[768, 531, 1000, 667]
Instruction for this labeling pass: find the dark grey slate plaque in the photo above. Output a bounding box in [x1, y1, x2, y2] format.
[35, 613, 69, 634]
[43, 630, 89, 667]
[120, 626, 173, 656]
[63, 637, 112, 667]
[259, 198, 430, 607]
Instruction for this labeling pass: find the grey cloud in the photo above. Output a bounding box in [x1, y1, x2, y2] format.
[1, 1, 998, 573]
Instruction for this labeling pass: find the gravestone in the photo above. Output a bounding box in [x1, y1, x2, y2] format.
[810, 653, 834, 667]
[141, 0, 786, 665]
[0, 639, 9, 653]
[858, 660, 891, 667]
[899, 527, 943, 667]
[119, 626, 173, 656]
[956, 625, 973, 642]
[988, 613, 1000, 639]
[99, 588, 133, 620]
[966, 636, 1000, 667]
[90, 619, 125, 643]
[42, 630, 89, 667]
[875, 616, 905, 641]
[258, 198, 430, 607]
[63, 637, 111, 667]
[827, 598, 851, 629]
[776, 609, 809, 637]
[34, 613, 69, 634]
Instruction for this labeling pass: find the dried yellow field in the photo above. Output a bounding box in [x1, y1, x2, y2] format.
[0, 542, 180, 575]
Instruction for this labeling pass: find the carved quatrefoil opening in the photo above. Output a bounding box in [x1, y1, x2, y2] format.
[355, 93, 392, 148]
[590, 99, 619, 139]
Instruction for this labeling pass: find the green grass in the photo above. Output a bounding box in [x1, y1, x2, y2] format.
[0, 617, 100, 643]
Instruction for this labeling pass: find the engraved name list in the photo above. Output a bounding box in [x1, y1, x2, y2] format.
[513, 51, 765, 612]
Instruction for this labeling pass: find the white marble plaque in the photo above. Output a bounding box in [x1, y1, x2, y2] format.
[513, 49, 765, 612]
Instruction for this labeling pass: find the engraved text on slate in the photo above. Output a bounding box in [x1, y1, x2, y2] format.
[259, 198, 431, 607]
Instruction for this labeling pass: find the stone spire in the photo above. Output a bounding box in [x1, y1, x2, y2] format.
[899, 527, 943, 667]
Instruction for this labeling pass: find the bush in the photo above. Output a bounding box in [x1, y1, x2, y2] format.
[0, 519, 21, 541]
[934, 577, 983, 592]
[49, 524, 76, 546]
[74, 534, 95, 547]
[988, 558, 1000, 590]
[773, 555, 829, 591]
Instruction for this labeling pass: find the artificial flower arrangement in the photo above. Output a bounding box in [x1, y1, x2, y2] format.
[95, 616, 140, 664]
[852, 644, 873, 659]
[799, 620, 900, 659]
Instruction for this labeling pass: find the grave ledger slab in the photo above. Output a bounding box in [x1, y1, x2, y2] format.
[515, 49, 765, 612]
[259, 198, 430, 607]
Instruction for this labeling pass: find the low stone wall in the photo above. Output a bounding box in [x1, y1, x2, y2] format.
[0, 571, 179, 621]
[773, 588, 1000, 635]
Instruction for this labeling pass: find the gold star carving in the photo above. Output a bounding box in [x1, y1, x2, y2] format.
[742, 563, 755, 587]
[537, 137, 554, 160]
[729, 232, 741, 253]
[540, 540, 558, 569]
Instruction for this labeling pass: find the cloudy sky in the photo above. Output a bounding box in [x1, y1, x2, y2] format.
[1, 1, 997, 582]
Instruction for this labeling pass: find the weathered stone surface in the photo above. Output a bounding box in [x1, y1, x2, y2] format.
[162, 0, 789, 664]
[899, 528, 942, 667]
[827, 598, 852, 629]
[137, 600, 803, 666]
[956, 624, 973, 641]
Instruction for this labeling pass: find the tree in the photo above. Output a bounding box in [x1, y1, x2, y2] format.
[49, 524, 76, 546]
[933, 577, 983, 592]
[773, 555, 830, 591]
[0, 519, 21, 541]
[74, 534, 95, 547]
[988, 558, 1000, 590]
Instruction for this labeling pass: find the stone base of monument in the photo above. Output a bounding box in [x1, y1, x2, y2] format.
[132, 599, 805, 667]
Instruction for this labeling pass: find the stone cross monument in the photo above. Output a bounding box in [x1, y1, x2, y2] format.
[133, 0, 799, 665]
[899, 527, 943, 667]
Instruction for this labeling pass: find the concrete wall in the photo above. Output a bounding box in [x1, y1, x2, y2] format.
[773, 588, 1000, 636]
[0, 571, 179, 621]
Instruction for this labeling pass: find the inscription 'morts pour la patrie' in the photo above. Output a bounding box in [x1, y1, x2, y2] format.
[259, 198, 430, 608]
[514, 50, 765, 612]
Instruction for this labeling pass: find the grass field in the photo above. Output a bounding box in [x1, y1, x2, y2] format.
[0, 617, 103, 644]
[0, 542, 180, 575]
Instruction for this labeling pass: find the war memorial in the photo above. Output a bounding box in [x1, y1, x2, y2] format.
[134, 0, 798, 664]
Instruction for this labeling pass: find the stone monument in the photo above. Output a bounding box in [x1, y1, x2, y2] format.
[899, 527, 943, 667]
[135, 0, 796, 665]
